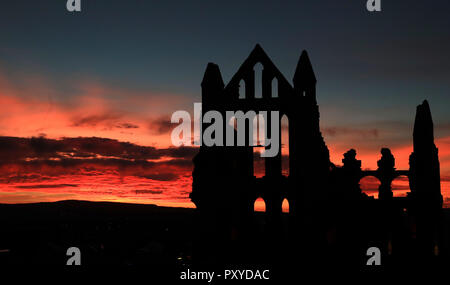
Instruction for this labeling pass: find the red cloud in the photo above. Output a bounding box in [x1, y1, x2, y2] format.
[0, 136, 198, 207]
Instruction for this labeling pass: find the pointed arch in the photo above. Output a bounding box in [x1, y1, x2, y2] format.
[239, 79, 245, 99]
[254, 63, 263, 99]
[281, 198, 289, 213]
[254, 197, 266, 212]
[271, 77, 278, 98]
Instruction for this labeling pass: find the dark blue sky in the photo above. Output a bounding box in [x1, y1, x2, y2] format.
[0, 0, 449, 144]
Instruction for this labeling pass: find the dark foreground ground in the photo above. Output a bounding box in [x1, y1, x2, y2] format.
[0, 200, 196, 267]
[0, 200, 448, 275]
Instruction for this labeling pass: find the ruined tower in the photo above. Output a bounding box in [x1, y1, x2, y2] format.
[408, 100, 443, 256]
[409, 100, 442, 208]
[291, 51, 331, 201]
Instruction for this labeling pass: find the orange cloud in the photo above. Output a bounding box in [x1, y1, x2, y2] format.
[0, 70, 193, 148]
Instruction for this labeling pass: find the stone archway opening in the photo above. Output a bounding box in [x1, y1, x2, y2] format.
[359, 175, 381, 198]
[392, 175, 410, 197]
[254, 197, 266, 212]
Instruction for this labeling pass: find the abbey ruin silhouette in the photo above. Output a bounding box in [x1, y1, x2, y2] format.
[190, 45, 444, 267]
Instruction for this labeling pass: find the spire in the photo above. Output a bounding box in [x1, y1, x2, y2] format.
[413, 100, 435, 152]
[253, 43, 263, 53]
[201, 62, 224, 88]
[293, 50, 317, 90]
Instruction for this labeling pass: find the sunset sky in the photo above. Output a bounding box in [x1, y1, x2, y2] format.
[0, 0, 449, 208]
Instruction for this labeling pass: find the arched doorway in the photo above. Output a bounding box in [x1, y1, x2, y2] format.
[254, 197, 266, 212]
